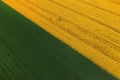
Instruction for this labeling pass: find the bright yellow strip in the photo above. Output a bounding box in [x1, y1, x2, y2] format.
[107, 0, 120, 4]
[2, 0, 120, 79]
[79, 0, 120, 16]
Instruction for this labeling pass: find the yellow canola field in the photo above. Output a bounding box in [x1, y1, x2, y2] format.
[2, 0, 120, 79]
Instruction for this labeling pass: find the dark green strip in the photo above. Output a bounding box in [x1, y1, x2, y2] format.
[0, 1, 117, 80]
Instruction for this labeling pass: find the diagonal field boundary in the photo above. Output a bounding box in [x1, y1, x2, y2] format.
[2, 0, 120, 79]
